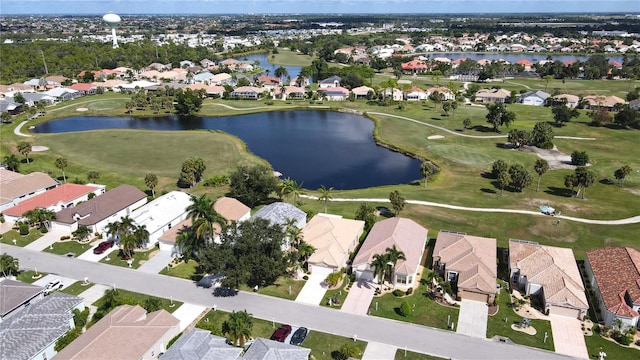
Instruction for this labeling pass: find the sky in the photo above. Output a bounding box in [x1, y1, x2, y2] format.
[1, 0, 638, 15]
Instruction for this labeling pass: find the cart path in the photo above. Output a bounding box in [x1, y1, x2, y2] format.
[301, 195, 640, 225]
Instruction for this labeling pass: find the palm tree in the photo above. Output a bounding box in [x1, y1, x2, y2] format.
[133, 224, 150, 248]
[118, 216, 137, 236]
[222, 310, 254, 348]
[3, 154, 20, 172]
[317, 185, 334, 213]
[104, 222, 121, 241]
[144, 173, 158, 198]
[289, 179, 305, 205]
[534, 159, 549, 192]
[279, 84, 287, 100]
[287, 224, 304, 249]
[371, 253, 389, 285]
[279, 177, 294, 201]
[297, 242, 315, 266]
[185, 195, 224, 254]
[55, 157, 68, 183]
[385, 245, 406, 286]
[420, 162, 433, 188]
[23, 208, 54, 230]
[119, 233, 139, 260]
[0, 253, 19, 277]
[17, 142, 32, 164]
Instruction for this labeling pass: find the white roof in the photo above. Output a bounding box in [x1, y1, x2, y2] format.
[44, 87, 78, 97]
[118, 80, 160, 89]
[130, 191, 191, 234]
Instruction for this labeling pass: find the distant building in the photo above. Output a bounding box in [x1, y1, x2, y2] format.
[0, 169, 59, 212]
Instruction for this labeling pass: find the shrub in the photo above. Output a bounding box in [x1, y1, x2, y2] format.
[571, 150, 589, 166]
[40, 227, 48, 233]
[405, 287, 413, 296]
[18, 223, 29, 235]
[325, 272, 342, 288]
[0, 215, 5, 223]
[392, 289, 404, 297]
[202, 175, 231, 187]
[399, 301, 412, 317]
[538, 141, 554, 149]
[60, 235, 71, 240]
[302, 275, 309, 280]
[349, 273, 356, 283]
[55, 328, 82, 352]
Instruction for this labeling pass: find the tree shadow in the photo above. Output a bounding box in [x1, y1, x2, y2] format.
[544, 186, 573, 197]
[213, 287, 238, 297]
[599, 178, 615, 185]
[430, 117, 441, 121]
[480, 172, 495, 179]
[480, 188, 497, 194]
[471, 125, 496, 133]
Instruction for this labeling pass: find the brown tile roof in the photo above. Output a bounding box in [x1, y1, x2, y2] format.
[0, 169, 24, 183]
[213, 196, 250, 222]
[509, 240, 588, 310]
[54, 184, 146, 225]
[0, 172, 59, 206]
[158, 218, 192, 244]
[55, 305, 179, 360]
[586, 247, 640, 318]
[433, 231, 496, 295]
[353, 217, 428, 276]
[304, 214, 365, 269]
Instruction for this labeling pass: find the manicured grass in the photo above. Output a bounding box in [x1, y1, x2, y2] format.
[322, 277, 348, 309]
[99, 247, 158, 269]
[159, 259, 203, 280]
[16, 270, 46, 283]
[0, 228, 43, 247]
[92, 288, 182, 313]
[196, 309, 367, 360]
[43, 240, 91, 257]
[238, 276, 306, 300]
[486, 282, 554, 351]
[270, 48, 315, 67]
[368, 282, 459, 331]
[584, 331, 640, 359]
[395, 349, 448, 360]
[60, 281, 95, 296]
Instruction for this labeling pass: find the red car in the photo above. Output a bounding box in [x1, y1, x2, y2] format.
[93, 240, 114, 254]
[270, 324, 292, 342]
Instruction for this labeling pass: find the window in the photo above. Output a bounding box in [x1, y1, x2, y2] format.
[447, 271, 458, 282]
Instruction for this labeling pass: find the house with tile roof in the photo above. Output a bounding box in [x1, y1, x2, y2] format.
[56, 305, 179, 360]
[509, 239, 588, 319]
[303, 214, 365, 274]
[432, 230, 497, 304]
[277, 86, 305, 100]
[2, 183, 105, 223]
[551, 94, 580, 108]
[319, 86, 350, 101]
[0, 290, 84, 360]
[230, 86, 267, 100]
[0, 170, 59, 211]
[352, 218, 428, 288]
[351, 86, 374, 100]
[585, 247, 640, 329]
[583, 95, 626, 111]
[474, 88, 512, 103]
[517, 90, 551, 106]
[426, 86, 456, 101]
[158, 218, 192, 255]
[243, 337, 310, 360]
[52, 184, 147, 233]
[214, 196, 251, 223]
[405, 86, 428, 101]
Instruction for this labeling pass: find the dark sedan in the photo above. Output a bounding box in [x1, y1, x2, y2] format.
[270, 324, 292, 342]
[93, 240, 114, 254]
[289, 327, 308, 346]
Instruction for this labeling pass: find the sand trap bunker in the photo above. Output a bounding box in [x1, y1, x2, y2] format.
[76, 107, 89, 112]
[32, 146, 49, 152]
[427, 135, 445, 140]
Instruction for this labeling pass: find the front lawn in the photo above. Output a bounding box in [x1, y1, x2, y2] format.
[0, 228, 43, 247]
[99, 247, 158, 269]
[368, 282, 459, 330]
[159, 259, 203, 280]
[92, 288, 182, 313]
[238, 276, 306, 300]
[394, 349, 448, 360]
[60, 281, 95, 296]
[486, 282, 554, 351]
[16, 270, 46, 283]
[322, 277, 348, 309]
[43, 240, 90, 257]
[584, 331, 640, 359]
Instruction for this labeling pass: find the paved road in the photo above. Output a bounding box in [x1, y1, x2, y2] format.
[1, 245, 579, 360]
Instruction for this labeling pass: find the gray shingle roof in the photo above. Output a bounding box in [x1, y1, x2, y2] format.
[0, 279, 43, 317]
[54, 184, 146, 225]
[161, 328, 242, 360]
[251, 202, 306, 229]
[243, 338, 310, 360]
[0, 292, 83, 360]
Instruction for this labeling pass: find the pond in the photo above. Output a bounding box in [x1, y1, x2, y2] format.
[235, 53, 303, 79]
[33, 110, 423, 190]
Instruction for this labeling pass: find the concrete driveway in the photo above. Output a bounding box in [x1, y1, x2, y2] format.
[295, 269, 330, 305]
[362, 341, 396, 360]
[138, 249, 172, 274]
[32, 274, 77, 290]
[24, 229, 70, 251]
[456, 299, 488, 338]
[550, 315, 588, 359]
[171, 303, 208, 331]
[77, 245, 117, 262]
[341, 280, 375, 315]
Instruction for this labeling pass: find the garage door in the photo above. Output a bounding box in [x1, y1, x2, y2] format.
[461, 290, 489, 303]
[310, 265, 334, 277]
[356, 270, 374, 282]
[549, 305, 581, 318]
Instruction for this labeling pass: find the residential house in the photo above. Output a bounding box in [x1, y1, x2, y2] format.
[0, 170, 59, 211]
[209, 72, 233, 86]
[0, 83, 33, 98]
[319, 86, 349, 101]
[509, 239, 588, 319]
[158, 218, 192, 254]
[242, 338, 310, 359]
[52, 184, 147, 233]
[0, 99, 23, 115]
[352, 217, 428, 288]
[405, 86, 428, 101]
[68, 83, 98, 95]
[516, 59, 534, 71]
[381, 88, 404, 101]
[116, 80, 160, 91]
[205, 85, 226, 98]
[45, 75, 70, 85]
[289, 76, 310, 87]
[517, 90, 551, 106]
[147, 62, 171, 71]
[2, 183, 105, 223]
[44, 87, 79, 102]
[629, 99, 640, 111]
[0, 290, 84, 360]
[551, 94, 580, 108]
[583, 95, 626, 111]
[235, 63, 254, 72]
[214, 196, 251, 223]
[432, 230, 497, 304]
[159, 328, 242, 359]
[402, 59, 429, 73]
[129, 191, 192, 248]
[427, 87, 456, 101]
[93, 79, 127, 91]
[318, 75, 341, 89]
[56, 305, 180, 360]
[230, 86, 267, 100]
[279, 86, 305, 100]
[257, 75, 281, 89]
[193, 71, 215, 84]
[15, 92, 55, 107]
[585, 247, 640, 329]
[351, 86, 374, 100]
[474, 88, 512, 103]
[0, 279, 44, 321]
[252, 202, 306, 249]
[303, 214, 365, 274]
[199, 59, 216, 68]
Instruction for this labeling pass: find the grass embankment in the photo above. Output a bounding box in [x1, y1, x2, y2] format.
[196, 309, 367, 360]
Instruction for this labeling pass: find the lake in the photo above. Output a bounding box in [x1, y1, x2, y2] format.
[236, 53, 303, 79]
[33, 110, 423, 190]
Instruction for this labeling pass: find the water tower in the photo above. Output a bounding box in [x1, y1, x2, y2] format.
[102, 13, 121, 49]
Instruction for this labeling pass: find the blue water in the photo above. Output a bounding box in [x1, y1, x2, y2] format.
[33, 111, 422, 190]
[235, 53, 303, 79]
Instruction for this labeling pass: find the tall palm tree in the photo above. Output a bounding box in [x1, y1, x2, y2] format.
[287, 224, 304, 249]
[144, 173, 158, 198]
[289, 179, 305, 205]
[118, 216, 137, 236]
[317, 185, 334, 213]
[3, 154, 20, 172]
[119, 233, 139, 260]
[17, 142, 32, 164]
[420, 162, 433, 188]
[133, 224, 150, 248]
[23, 208, 54, 230]
[385, 245, 406, 286]
[279, 177, 294, 202]
[185, 194, 224, 252]
[371, 253, 389, 285]
[55, 157, 68, 183]
[104, 222, 120, 241]
[297, 242, 315, 265]
[222, 310, 254, 348]
[0, 253, 19, 277]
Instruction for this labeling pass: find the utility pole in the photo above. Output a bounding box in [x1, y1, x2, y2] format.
[40, 50, 48, 75]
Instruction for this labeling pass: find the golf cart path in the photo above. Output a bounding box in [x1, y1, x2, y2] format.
[14, 121, 32, 137]
[301, 195, 640, 225]
[369, 112, 596, 141]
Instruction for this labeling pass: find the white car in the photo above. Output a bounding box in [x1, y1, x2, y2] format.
[43, 279, 63, 295]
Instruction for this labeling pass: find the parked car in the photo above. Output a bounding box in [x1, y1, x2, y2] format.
[93, 240, 114, 254]
[290, 327, 308, 346]
[270, 324, 292, 342]
[196, 273, 224, 288]
[43, 279, 63, 295]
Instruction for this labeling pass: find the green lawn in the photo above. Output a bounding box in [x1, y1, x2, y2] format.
[16, 270, 46, 283]
[99, 247, 159, 269]
[368, 282, 459, 331]
[60, 281, 95, 296]
[0, 228, 43, 247]
[92, 288, 182, 313]
[196, 309, 367, 360]
[584, 331, 640, 359]
[159, 259, 203, 280]
[395, 349, 448, 360]
[270, 48, 315, 67]
[238, 276, 306, 300]
[486, 282, 554, 351]
[43, 240, 91, 257]
[322, 277, 347, 309]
